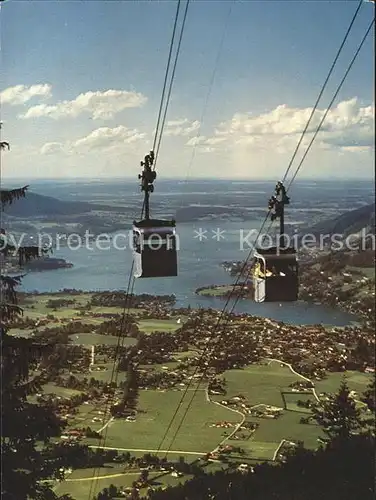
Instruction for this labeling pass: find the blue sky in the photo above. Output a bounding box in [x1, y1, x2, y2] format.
[1, 0, 374, 180]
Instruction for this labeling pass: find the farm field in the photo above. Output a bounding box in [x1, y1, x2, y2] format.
[38, 354, 372, 498]
[315, 371, 372, 396]
[215, 361, 305, 407]
[212, 361, 322, 460]
[282, 392, 317, 413]
[347, 266, 375, 279]
[85, 388, 240, 452]
[70, 332, 136, 347]
[17, 292, 373, 498]
[54, 467, 193, 499]
[28, 383, 83, 405]
[66, 402, 110, 430]
[137, 318, 185, 333]
[21, 293, 143, 319]
[75, 362, 128, 383]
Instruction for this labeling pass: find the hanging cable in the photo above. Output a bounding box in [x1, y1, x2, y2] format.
[183, 0, 234, 182]
[161, 214, 269, 456]
[141, 0, 190, 219]
[152, 0, 182, 153]
[153, 0, 190, 171]
[89, 4, 192, 490]
[87, 268, 136, 500]
[155, 0, 235, 453]
[159, 13, 374, 454]
[286, 15, 374, 191]
[281, 0, 364, 184]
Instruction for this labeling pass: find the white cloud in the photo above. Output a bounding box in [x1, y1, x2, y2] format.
[167, 119, 190, 127]
[186, 136, 206, 147]
[40, 126, 146, 156]
[1, 84, 52, 105]
[73, 126, 146, 151]
[212, 98, 375, 147]
[164, 118, 200, 137]
[186, 98, 374, 156]
[8, 97, 374, 179]
[20, 89, 147, 120]
[40, 142, 65, 155]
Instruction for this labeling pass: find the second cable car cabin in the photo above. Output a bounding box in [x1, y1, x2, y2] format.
[133, 219, 178, 278]
[253, 246, 298, 302]
[252, 180, 299, 302]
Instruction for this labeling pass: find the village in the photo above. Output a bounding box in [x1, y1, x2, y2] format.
[217, 247, 376, 326]
[7, 288, 374, 498]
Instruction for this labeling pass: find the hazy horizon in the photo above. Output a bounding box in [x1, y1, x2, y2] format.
[1, 175, 375, 183]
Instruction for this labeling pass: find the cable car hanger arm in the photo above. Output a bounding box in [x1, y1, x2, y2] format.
[138, 150, 156, 220]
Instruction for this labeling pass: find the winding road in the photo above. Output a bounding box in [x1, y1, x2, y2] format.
[56, 358, 322, 488]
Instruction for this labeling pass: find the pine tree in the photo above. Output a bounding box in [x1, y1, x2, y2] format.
[1, 132, 71, 499]
[311, 379, 365, 443]
[362, 377, 375, 412]
[361, 377, 376, 432]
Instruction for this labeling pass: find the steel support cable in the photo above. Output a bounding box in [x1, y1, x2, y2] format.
[281, 0, 364, 184]
[141, 1, 189, 219]
[89, 277, 136, 497]
[157, 209, 271, 455]
[158, 12, 370, 449]
[155, 1, 236, 453]
[161, 213, 271, 456]
[121, 0, 372, 465]
[153, 0, 190, 171]
[88, 268, 136, 499]
[89, 177, 149, 495]
[152, 0, 182, 153]
[163, 16, 375, 453]
[90, 98, 171, 490]
[287, 16, 374, 191]
[141, 0, 182, 220]
[155, 307, 205, 454]
[182, 0, 235, 186]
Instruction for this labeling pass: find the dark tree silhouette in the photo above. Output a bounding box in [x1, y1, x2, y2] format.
[310, 379, 365, 442]
[146, 382, 374, 500]
[146, 434, 375, 500]
[1, 134, 70, 499]
[362, 377, 375, 412]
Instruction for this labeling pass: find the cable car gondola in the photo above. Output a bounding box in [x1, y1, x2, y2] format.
[133, 218, 177, 278]
[132, 151, 178, 278]
[253, 246, 298, 302]
[253, 181, 299, 302]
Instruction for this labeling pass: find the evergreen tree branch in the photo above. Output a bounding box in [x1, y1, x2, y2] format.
[0, 186, 29, 207]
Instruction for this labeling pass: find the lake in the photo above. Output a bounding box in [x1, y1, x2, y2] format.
[21, 219, 357, 326]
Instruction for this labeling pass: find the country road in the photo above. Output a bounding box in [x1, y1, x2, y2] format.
[88, 445, 206, 456]
[52, 358, 325, 488]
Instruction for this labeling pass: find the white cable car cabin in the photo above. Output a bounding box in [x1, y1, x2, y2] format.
[253, 247, 298, 302]
[133, 219, 178, 278]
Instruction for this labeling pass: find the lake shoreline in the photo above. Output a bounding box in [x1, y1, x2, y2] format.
[17, 288, 359, 328]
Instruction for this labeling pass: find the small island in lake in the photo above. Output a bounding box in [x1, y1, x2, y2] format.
[4, 256, 73, 274]
[196, 282, 253, 298]
[25, 257, 73, 271]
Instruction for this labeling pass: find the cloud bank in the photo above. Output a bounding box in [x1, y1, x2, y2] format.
[1, 84, 52, 105]
[187, 98, 374, 154]
[1, 82, 373, 178]
[18, 89, 147, 120]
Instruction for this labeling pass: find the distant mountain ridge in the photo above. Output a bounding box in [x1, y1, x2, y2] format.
[306, 203, 375, 236]
[4, 192, 374, 238]
[4, 192, 128, 217]
[175, 205, 266, 222]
